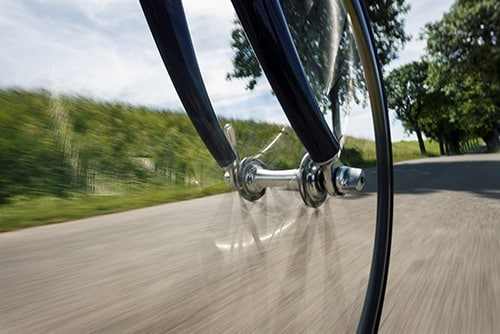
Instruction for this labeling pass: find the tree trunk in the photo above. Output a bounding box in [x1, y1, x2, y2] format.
[482, 127, 499, 152]
[449, 138, 461, 154]
[439, 137, 445, 156]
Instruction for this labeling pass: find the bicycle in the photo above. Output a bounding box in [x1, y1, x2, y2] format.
[139, 0, 393, 332]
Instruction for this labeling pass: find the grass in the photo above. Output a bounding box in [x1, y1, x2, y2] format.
[0, 183, 229, 233]
[342, 137, 441, 168]
[0, 139, 448, 233]
[392, 140, 441, 162]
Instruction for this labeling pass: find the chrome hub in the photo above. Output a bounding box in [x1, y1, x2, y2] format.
[223, 124, 365, 208]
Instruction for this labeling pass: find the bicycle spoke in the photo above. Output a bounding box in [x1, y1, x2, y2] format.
[140, 0, 392, 332]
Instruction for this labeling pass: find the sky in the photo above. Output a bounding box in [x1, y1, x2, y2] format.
[0, 0, 455, 142]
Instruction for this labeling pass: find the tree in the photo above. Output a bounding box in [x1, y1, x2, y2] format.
[386, 60, 429, 154]
[417, 89, 457, 155]
[365, 0, 412, 67]
[424, 0, 500, 151]
[227, 0, 410, 124]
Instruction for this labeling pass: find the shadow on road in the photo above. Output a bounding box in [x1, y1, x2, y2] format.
[394, 159, 499, 199]
[361, 156, 500, 200]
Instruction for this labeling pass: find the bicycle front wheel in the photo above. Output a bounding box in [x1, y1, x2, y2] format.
[141, 0, 393, 332]
[231, 0, 393, 332]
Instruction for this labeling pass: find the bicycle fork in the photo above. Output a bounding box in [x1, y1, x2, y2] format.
[140, 0, 365, 208]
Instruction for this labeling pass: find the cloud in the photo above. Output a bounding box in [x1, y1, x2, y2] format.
[0, 0, 167, 101]
[0, 0, 454, 142]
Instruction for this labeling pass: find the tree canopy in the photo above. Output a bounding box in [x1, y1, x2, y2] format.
[423, 0, 499, 151]
[386, 0, 498, 153]
[386, 60, 428, 154]
[226, 0, 410, 103]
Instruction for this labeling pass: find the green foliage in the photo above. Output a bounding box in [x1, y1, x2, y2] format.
[0, 184, 230, 233]
[386, 60, 429, 154]
[423, 0, 500, 151]
[392, 140, 440, 160]
[0, 135, 441, 232]
[227, 0, 410, 92]
[226, 0, 410, 147]
[225, 20, 261, 90]
[341, 137, 440, 168]
[0, 87, 452, 232]
[0, 89, 303, 204]
[0, 89, 70, 202]
[387, 0, 499, 154]
[366, 0, 411, 67]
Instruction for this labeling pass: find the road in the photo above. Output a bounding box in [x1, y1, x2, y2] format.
[0, 153, 499, 333]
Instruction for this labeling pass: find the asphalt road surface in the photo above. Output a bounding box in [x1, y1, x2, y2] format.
[1, 153, 499, 333]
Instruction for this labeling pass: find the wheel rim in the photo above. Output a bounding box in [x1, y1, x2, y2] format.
[140, 0, 393, 331]
[234, 0, 394, 331]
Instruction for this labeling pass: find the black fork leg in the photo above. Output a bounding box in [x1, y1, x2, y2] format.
[231, 0, 341, 164]
[140, 0, 236, 168]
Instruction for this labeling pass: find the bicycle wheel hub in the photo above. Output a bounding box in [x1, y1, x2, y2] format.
[225, 153, 365, 208]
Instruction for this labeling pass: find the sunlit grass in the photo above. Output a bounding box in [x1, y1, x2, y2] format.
[0, 184, 229, 233]
[0, 139, 460, 233]
[392, 140, 441, 162]
[342, 137, 441, 168]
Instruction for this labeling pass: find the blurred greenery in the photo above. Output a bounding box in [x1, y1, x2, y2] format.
[0, 88, 303, 206]
[1, 88, 441, 232]
[341, 136, 441, 168]
[0, 184, 228, 232]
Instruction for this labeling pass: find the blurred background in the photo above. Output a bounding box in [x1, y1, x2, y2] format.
[0, 0, 499, 332]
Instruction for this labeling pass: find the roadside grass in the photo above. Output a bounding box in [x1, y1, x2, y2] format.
[342, 137, 441, 168]
[0, 139, 447, 233]
[392, 140, 441, 162]
[0, 183, 228, 233]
